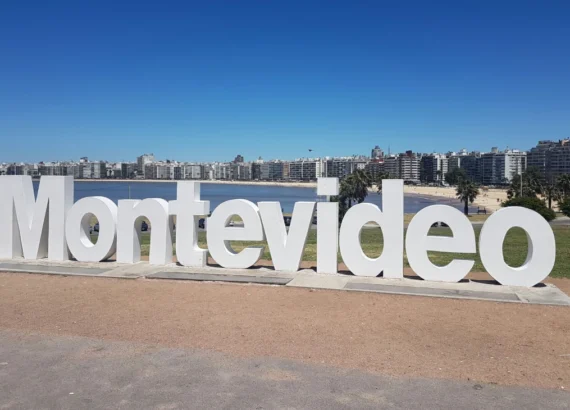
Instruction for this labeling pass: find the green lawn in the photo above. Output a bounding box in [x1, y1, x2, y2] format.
[127, 225, 570, 279]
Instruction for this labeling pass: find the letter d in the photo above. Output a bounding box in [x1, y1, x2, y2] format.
[339, 180, 404, 278]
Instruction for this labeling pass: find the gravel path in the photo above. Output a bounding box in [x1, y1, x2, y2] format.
[0, 272, 568, 390]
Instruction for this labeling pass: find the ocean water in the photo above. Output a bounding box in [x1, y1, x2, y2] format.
[33, 181, 476, 214]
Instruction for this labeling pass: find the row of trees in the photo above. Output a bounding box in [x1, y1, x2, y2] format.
[331, 169, 480, 219]
[446, 166, 570, 220]
[330, 166, 570, 222]
[502, 167, 570, 220]
[506, 167, 570, 209]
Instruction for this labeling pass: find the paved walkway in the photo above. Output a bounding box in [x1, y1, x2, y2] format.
[1, 260, 569, 306]
[1, 330, 568, 410]
[1, 272, 568, 390]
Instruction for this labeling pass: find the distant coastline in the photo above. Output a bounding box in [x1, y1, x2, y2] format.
[74, 178, 318, 189]
[60, 178, 507, 212]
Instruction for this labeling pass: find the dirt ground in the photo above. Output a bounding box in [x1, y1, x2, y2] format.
[0, 272, 568, 390]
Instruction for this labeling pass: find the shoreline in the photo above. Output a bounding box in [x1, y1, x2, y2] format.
[63, 179, 507, 211]
[74, 178, 317, 188]
[402, 185, 508, 212]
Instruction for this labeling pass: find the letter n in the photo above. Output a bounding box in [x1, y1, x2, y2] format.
[0, 176, 74, 260]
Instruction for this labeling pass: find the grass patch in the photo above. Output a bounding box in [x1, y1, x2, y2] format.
[127, 225, 570, 279]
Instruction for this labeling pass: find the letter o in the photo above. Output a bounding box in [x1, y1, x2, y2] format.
[65, 197, 118, 262]
[479, 207, 555, 287]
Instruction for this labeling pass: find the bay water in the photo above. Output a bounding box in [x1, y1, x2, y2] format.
[33, 181, 475, 214]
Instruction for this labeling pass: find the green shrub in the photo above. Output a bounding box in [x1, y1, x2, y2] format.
[501, 196, 556, 221]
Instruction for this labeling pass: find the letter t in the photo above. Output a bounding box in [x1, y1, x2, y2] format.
[169, 182, 210, 266]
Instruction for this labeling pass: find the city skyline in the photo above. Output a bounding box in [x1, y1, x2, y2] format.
[5, 140, 564, 187]
[1, 3, 569, 162]
[0, 142, 539, 165]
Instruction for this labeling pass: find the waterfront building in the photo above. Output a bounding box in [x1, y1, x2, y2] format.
[527, 139, 570, 181]
[420, 154, 448, 183]
[383, 156, 398, 178]
[78, 161, 106, 179]
[251, 160, 291, 181]
[324, 156, 368, 179]
[136, 153, 155, 175]
[38, 162, 69, 176]
[457, 154, 480, 182]
[231, 162, 252, 180]
[447, 155, 461, 173]
[252, 161, 269, 180]
[289, 159, 323, 181]
[213, 163, 232, 180]
[121, 162, 137, 179]
[6, 163, 35, 176]
[182, 164, 203, 180]
[282, 162, 290, 180]
[364, 160, 385, 179]
[397, 151, 421, 183]
[479, 149, 526, 185]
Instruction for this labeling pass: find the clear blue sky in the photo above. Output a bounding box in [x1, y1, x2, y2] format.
[1, 1, 569, 163]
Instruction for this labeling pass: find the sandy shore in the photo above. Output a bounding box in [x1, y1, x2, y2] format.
[402, 185, 508, 212]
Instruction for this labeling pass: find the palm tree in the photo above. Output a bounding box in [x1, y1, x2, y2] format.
[507, 167, 544, 199]
[526, 167, 544, 196]
[332, 170, 373, 222]
[339, 169, 372, 208]
[456, 179, 480, 215]
[543, 181, 557, 209]
[556, 174, 570, 200]
[375, 171, 391, 193]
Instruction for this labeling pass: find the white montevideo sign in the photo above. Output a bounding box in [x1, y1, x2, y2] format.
[0, 176, 556, 287]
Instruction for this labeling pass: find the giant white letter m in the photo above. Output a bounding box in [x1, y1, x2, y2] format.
[0, 176, 73, 260]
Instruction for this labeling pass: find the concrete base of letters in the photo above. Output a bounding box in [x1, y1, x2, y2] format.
[1, 259, 569, 306]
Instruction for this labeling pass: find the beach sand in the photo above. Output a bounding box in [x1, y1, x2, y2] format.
[403, 185, 508, 212]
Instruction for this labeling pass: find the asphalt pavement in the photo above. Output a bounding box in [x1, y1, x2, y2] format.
[0, 330, 567, 410]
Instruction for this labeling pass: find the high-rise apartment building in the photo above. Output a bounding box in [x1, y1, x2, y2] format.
[137, 153, 155, 174]
[420, 154, 448, 183]
[364, 160, 385, 180]
[231, 162, 252, 180]
[527, 139, 570, 182]
[121, 163, 137, 179]
[371, 145, 383, 159]
[324, 157, 368, 179]
[397, 151, 421, 182]
[479, 149, 526, 185]
[183, 164, 203, 179]
[289, 159, 323, 181]
[383, 156, 398, 178]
